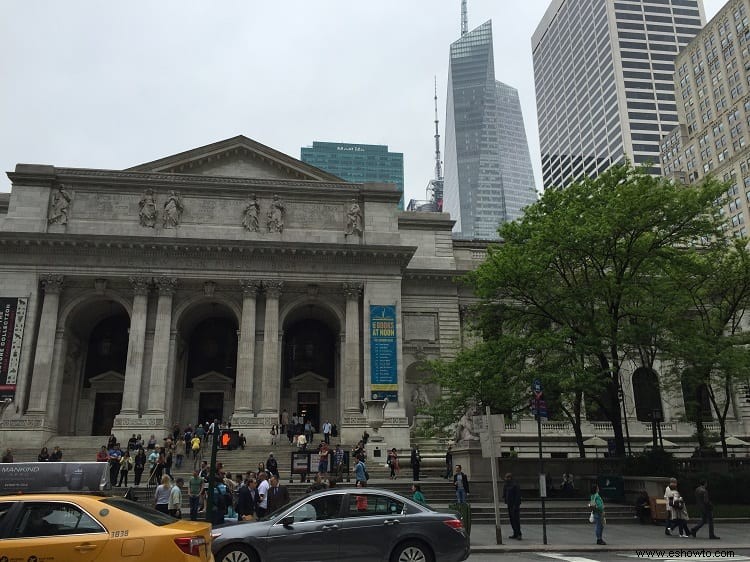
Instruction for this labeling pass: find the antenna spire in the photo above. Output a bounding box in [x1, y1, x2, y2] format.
[433, 77, 443, 182]
[461, 0, 468, 35]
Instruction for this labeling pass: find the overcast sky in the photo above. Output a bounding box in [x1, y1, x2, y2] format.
[0, 1, 726, 201]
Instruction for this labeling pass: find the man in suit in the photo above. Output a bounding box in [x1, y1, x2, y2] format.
[503, 472, 523, 539]
[267, 475, 290, 514]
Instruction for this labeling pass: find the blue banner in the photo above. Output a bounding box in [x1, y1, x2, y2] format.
[370, 305, 398, 401]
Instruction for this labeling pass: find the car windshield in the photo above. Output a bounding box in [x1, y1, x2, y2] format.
[101, 497, 175, 526]
[259, 498, 299, 522]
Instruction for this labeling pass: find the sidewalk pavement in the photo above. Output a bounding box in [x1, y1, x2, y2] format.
[469, 522, 750, 553]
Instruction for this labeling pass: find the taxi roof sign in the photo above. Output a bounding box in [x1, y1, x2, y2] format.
[0, 462, 110, 495]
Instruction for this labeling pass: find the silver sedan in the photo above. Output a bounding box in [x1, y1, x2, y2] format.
[211, 487, 470, 562]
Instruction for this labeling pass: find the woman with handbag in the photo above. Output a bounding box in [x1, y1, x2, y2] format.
[388, 448, 400, 479]
[589, 483, 606, 545]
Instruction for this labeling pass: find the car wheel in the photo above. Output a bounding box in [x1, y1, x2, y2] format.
[217, 544, 258, 562]
[391, 540, 434, 562]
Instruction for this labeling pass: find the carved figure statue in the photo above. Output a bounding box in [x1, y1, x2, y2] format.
[242, 194, 260, 232]
[410, 385, 431, 409]
[455, 406, 480, 443]
[138, 189, 158, 228]
[267, 194, 285, 233]
[163, 190, 184, 228]
[345, 199, 363, 236]
[48, 186, 72, 225]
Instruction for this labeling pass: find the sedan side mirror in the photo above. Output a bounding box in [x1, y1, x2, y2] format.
[280, 516, 294, 527]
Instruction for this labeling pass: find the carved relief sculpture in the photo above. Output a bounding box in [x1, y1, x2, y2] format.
[163, 190, 184, 228]
[266, 195, 285, 233]
[138, 189, 158, 228]
[48, 185, 72, 225]
[345, 198, 363, 236]
[242, 194, 261, 232]
[455, 404, 480, 444]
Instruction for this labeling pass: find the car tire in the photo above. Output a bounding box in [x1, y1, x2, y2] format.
[390, 540, 434, 562]
[217, 544, 258, 562]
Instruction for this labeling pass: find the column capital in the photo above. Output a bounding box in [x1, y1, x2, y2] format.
[240, 279, 262, 297]
[263, 280, 284, 298]
[154, 276, 178, 295]
[41, 274, 64, 294]
[343, 282, 363, 299]
[129, 276, 152, 296]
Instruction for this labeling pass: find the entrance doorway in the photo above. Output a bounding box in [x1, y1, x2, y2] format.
[91, 392, 122, 435]
[199, 392, 224, 424]
[297, 392, 320, 431]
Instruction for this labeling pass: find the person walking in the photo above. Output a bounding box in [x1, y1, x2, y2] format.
[267, 475, 290, 513]
[503, 472, 523, 539]
[412, 483, 426, 505]
[444, 446, 453, 479]
[188, 470, 203, 521]
[671, 488, 691, 538]
[256, 472, 270, 518]
[355, 455, 368, 486]
[154, 475, 172, 514]
[453, 464, 469, 504]
[411, 446, 421, 481]
[333, 444, 346, 479]
[664, 477, 680, 535]
[322, 420, 332, 444]
[169, 478, 183, 519]
[589, 483, 606, 545]
[690, 479, 720, 539]
[388, 448, 400, 479]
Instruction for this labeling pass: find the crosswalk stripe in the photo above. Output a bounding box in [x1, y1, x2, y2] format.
[537, 554, 604, 562]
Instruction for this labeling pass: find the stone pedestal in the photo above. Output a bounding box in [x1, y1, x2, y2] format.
[366, 441, 390, 467]
[452, 440, 487, 480]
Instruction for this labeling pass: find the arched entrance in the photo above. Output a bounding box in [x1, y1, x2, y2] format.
[58, 299, 130, 436]
[632, 367, 663, 422]
[281, 304, 340, 431]
[176, 301, 239, 426]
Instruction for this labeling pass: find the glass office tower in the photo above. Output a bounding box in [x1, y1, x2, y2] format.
[533, 0, 705, 190]
[444, 20, 537, 239]
[301, 141, 404, 209]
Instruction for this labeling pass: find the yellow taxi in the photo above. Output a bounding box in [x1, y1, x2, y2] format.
[0, 493, 214, 561]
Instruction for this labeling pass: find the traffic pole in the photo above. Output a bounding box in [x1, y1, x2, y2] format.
[486, 406, 503, 544]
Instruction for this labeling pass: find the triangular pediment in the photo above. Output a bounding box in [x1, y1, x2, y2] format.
[89, 370, 125, 385]
[127, 135, 344, 182]
[289, 370, 328, 387]
[193, 371, 234, 387]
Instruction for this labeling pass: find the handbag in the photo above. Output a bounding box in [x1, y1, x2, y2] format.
[364, 470, 370, 480]
[589, 511, 595, 523]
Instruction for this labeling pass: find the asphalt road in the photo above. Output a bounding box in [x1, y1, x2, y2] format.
[467, 549, 750, 561]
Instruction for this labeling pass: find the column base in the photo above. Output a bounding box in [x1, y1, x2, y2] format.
[0, 415, 55, 448]
[112, 413, 168, 435]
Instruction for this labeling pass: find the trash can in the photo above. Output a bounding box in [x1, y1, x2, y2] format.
[448, 502, 472, 537]
[651, 498, 668, 522]
[597, 475, 625, 503]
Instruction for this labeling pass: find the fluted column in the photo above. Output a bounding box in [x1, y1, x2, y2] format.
[27, 274, 64, 415]
[259, 280, 283, 414]
[146, 277, 177, 416]
[45, 329, 68, 431]
[234, 280, 261, 414]
[343, 282, 363, 413]
[120, 277, 151, 415]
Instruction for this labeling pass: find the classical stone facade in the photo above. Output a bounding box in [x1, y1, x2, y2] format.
[0, 136, 479, 449]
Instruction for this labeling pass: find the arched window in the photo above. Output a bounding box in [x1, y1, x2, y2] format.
[632, 368, 663, 422]
[681, 378, 713, 422]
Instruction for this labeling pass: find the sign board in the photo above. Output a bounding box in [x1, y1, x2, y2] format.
[474, 414, 504, 458]
[0, 297, 28, 402]
[370, 305, 398, 401]
[291, 452, 310, 475]
[0, 462, 109, 494]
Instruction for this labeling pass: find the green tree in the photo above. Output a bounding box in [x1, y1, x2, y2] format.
[433, 163, 725, 456]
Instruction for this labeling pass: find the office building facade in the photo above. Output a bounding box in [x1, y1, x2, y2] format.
[533, 0, 706, 190]
[301, 141, 404, 210]
[443, 20, 537, 240]
[661, 0, 750, 240]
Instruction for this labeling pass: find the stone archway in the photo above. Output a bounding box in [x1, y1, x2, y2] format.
[58, 298, 130, 436]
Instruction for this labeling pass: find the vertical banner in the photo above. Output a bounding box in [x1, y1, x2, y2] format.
[0, 297, 28, 402]
[370, 305, 398, 401]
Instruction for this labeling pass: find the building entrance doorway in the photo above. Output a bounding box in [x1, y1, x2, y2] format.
[199, 392, 224, 424]
[91, 392, 122, 435]
[297, 392, 320, 432]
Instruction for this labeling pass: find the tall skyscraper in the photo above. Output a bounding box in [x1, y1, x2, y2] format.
[443, 10, 537, 240]
[661, 0, 750, 240]
[300, 141, 404, 209]
[533, 0, 706, 190]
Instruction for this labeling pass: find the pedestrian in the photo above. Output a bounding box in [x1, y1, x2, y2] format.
[133, 448, 146, 486]
[154, 475, 172, 514]
[236, 477, 255, 521]
[96, 446, 108, 462]
[453, 464, 469, 504]
[333, 443, 346, 479]
[38, 447, 50, 462]
[670, 486, 691, 538]
[412, 483, 426, 505]
[169, 478, 183, 518]
[444, 446, 453, 479]
[118, 451, 133, 487]
[256, 472, 270, 518]
[635, 490, 651, 524]
[270, 424, 279, 446]
[503, 472, 523, 539]
[317, 442, 330, 473]
[297, 432, 307, 451]
[266, 453, 279, 479]
[355, 455, 368, 486]
[388, 447, 400, 479]
[188, 470, 203, 521]
[690, 479, 720, 539]
[175, 437, 185, 469]
[411, 446, 421, 481]
[589, 483, 606, 545]
[267, 475, 290, 513]
[664, 477, 680, 535]
[50, 446, 63, 462]
[322, 419, 332, 444]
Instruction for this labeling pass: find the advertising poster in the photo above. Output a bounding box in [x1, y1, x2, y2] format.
[0, 462, 110, 493]
[370, 305, 398, 401]
[0, 297, 28, 402]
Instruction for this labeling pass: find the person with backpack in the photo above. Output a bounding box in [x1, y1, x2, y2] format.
[355, 455, 368, 486]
